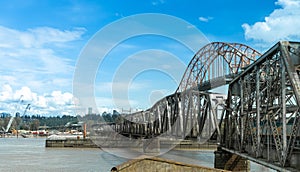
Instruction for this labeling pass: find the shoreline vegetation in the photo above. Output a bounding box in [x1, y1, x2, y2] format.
[0, 110, 121, 138]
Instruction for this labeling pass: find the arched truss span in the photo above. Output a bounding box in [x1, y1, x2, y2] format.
[177, 42, 261, 93]
[92, 42, 262, 156]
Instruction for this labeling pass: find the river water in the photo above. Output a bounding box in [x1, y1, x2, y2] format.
[0, 138, 274, 172]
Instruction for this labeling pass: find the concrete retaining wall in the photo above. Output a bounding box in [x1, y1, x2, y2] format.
[46, 138, 217, 150]
[45, 138, 99, 148]
[111, 156, 230, 172]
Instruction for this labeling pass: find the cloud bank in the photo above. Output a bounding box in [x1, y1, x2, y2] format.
[242, 0, 300, 44]
[0, 84, 75, 116]
[0, 26, 85, 116]
[198, 16, 213, 23]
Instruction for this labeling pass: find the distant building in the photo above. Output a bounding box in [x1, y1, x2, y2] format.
[88, 107, 92, 115]
[0, 113, 11, 118]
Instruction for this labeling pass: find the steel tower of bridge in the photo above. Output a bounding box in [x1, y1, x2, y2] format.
[221, 41, 300, 170]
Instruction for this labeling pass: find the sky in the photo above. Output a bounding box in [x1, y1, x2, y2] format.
[0, 0, 299, 116]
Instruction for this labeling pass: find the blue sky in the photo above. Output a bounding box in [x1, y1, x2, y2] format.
[0, 0, 299, 116]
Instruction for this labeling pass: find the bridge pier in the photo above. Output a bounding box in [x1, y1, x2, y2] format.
[214, 147, 250, 171]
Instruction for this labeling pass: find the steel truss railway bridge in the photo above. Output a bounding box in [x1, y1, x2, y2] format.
[93, 41, 300, 171]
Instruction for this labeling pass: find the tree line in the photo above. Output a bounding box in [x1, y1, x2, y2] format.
[0, 110, 121, 132]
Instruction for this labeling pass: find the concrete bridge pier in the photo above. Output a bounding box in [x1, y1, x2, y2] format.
[214, 147, 250, 171]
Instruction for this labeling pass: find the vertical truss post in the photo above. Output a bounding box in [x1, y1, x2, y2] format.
[167, 101, 171, 136]
[197, 94, 202, 141]
[179, 98, 184, 139]
[189, 92, 194, 137]
[183, 94, 189, 139]
[240, 78, 244, 151]
[158, 105, 161, 134]
[256, 66, 261, 157]
[281, 56, 287, 163]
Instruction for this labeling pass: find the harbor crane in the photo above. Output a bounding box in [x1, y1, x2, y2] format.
[22, 104, 31, 117]
[5, 95, 24, 133]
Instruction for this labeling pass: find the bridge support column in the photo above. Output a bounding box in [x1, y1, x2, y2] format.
[214, 147, 249, 171]
[143, 138, 160, 154]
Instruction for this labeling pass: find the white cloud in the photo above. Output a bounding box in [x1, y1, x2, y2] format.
[276, 0, 300, 7]
[242, 0, 300, 44]
[0, 26, 85, 115]
[28, 27, 85, 47]
[198, 16, 213, 22]
[152, 0, 165, 6]
[0, 83, 76, 116]
[36, 96, 47, 108]
[0, 26, 83, 75]
[0, 26, 85, 48]
[50, 91, 73, 106]
[14, 86, 37, 102]
[0, 84, 13, 101]
[0, 25, 85, 96]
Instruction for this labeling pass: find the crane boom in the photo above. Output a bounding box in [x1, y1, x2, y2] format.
[5, 96, 23, 133]
[22, 104, 31, 116]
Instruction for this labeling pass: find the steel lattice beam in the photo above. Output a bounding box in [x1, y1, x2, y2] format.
[221, 41, 300, 168]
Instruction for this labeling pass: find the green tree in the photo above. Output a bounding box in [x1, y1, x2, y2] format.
[30, 119, 40, 130]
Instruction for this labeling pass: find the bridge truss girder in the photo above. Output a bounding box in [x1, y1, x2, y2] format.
[222, 41, 300, 167]
[118, 91, 225, 141]
[110, 42, 260, 142]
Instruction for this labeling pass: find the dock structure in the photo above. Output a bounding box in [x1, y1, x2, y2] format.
[45, 136, 217, 150]
[45, 137, 99, 148]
